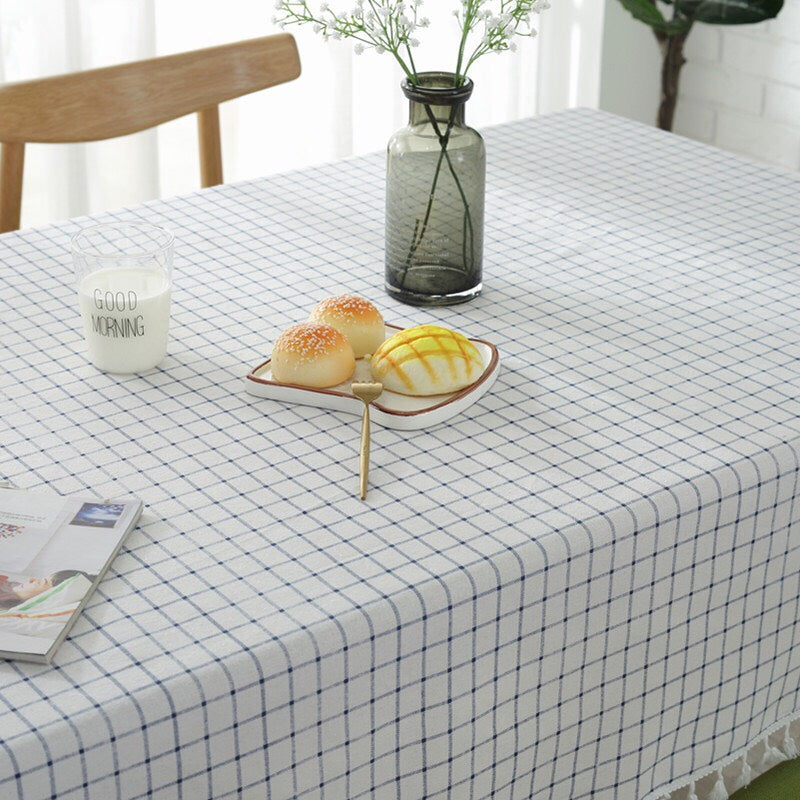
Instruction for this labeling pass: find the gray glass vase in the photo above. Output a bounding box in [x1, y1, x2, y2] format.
[385, 72, 485, 306]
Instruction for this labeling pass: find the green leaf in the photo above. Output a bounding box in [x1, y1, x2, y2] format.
[617, 0, 667, 27]
[675, 0, 784, 24]
[616, 0, 692, 33]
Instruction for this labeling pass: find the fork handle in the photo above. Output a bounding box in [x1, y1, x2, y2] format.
[359, 403, 370, 500]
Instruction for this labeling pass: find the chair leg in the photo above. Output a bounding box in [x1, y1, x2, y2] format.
[0, 142, 24, 233]
[197, 106, 223, 188]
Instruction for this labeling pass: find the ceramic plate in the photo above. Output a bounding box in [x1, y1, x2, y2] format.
[245, 324, 501, 430]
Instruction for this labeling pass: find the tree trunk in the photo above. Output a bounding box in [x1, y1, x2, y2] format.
[654, 26, 692, 132]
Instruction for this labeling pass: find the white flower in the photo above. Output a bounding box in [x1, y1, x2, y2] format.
[276, 0, 551, 79]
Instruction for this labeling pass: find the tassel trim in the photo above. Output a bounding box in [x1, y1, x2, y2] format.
[781, 723, 799, 760]
[758, 736, 787, 772]
[729, 754, 752, 792]
[647, 712, 800, 800]
[707, 770, 728, 800]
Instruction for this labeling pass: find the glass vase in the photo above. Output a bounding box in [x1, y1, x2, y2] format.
[385, 72, 485, 306]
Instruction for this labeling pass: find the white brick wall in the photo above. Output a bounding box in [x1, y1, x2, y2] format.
[675, 9, 800, 170]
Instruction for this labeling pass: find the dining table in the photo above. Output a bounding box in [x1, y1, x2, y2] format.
[1, 107, 800, 800]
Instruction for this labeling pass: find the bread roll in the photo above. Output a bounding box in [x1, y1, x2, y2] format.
[370, 324, 483, 396]
[309, 294, 385, 358]
[271, 322, 355, 388]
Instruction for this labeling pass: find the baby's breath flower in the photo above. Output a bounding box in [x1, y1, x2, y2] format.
[273, 0, 547, 84]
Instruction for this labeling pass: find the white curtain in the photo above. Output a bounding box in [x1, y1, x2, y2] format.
[0, 0, 605, 230]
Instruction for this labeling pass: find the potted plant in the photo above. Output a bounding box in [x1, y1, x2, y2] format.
[616, 0, 784, 131]
[273, 1, 551, 306]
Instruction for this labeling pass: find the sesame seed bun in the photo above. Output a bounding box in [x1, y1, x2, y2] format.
[309, 294, 385, 358]
[271, 322, 355, 388]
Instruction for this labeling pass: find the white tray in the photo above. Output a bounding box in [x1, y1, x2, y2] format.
[245, 324, 501, 430]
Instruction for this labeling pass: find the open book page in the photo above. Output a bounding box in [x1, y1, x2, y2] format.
[25, 500, 139, 576]
[0, 488, 141, 660]
[0, 488, 70, 573]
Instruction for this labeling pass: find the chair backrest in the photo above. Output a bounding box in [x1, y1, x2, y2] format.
[0, 33, 301, 233]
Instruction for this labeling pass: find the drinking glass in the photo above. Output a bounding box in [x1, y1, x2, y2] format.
[71, 222, 173, 373]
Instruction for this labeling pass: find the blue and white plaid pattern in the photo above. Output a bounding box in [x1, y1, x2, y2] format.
[1, 108, 799, 799]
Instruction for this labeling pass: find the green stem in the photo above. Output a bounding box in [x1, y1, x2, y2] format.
[363, 0, 414, 79]
[424, 108, 476, 275]
[396, 103, 477, 290]
[404, 43, 418, 82]
[454, 0, 478, 84]
[395, 107, 454, 289]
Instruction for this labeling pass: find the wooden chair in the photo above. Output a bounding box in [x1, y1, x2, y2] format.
[0, 33, 301, 233]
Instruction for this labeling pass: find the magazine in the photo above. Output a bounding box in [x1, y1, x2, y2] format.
[0, 485, 142, 664]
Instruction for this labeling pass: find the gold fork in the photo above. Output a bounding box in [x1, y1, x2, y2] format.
[351, 381, 383, 499]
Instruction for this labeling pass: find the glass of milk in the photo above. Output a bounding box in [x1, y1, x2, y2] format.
[71, 222, 173, 373]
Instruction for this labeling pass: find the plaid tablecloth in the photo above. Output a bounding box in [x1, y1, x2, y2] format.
[1, 108, 799, 800]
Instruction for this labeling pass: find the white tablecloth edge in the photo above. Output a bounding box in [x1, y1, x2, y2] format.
[648, 711, 800, 800]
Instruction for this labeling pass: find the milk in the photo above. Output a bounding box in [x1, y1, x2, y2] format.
[78, 267, 171, 373]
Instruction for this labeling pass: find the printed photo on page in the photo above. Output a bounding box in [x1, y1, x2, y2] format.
[0, 488, 141, 661]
